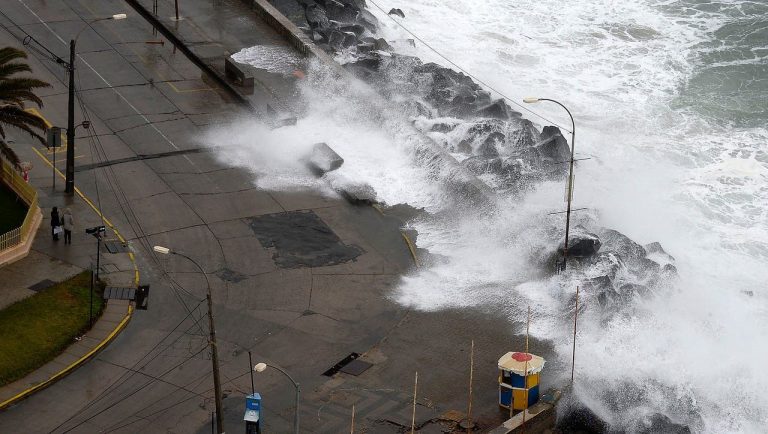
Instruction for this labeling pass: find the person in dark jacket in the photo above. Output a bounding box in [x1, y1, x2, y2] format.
[51, 206, 61, 241]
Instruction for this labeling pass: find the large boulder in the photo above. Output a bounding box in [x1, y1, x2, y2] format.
[633, 413, 691, 434]
[562, 228, 601, 257]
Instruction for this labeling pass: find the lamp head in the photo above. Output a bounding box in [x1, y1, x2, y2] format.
[112, 14, 127, 20]
[153, 245, 171, 255]
[254, 363, 267, 373]
[523, 97, 540, 104]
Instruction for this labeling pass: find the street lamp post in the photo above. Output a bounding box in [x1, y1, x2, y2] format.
[65, 14, 126, 195]
[254, 362, 300, 434]
[523, 97, 576, 271]
[153, 245, 225, 434]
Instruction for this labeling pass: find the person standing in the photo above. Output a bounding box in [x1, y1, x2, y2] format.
[62, 208, 74, 245]
[50, 206, 61, 241]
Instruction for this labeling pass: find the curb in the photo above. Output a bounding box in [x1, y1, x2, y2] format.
[0, 145, 140, 410]
[0, 306, 133, 410]
[124, 0, 257, 113]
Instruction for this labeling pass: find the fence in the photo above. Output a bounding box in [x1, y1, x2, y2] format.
[0, 159, 39, 251]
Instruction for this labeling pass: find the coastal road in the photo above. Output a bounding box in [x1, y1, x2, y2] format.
[0, 0, 543, 432]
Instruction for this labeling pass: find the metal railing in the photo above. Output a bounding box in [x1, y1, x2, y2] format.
[0, 159, 39, 251]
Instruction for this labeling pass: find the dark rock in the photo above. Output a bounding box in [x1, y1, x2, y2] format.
[558, 404, 609, 433]
[634, 413, 691, 434]
[456, 140, 472, 154]
[357, 8, 379, 32]
[587, 252, 625, 280]
[307, 142, 344, 174]
[429, 122, 456, 133]
[388, 8, 405, 18]
[477, 132, 504, 157]
[303, 3, 331, 31]
[356, 42, 374, 53]
[600, 229, 647, 265]
[536, 125, 571, 163]
[339, 23, 365, 37]
[328, 30, 358, 49]
[373, 37, 392, 51]
[325, 1, 359, 23]
[474, 99, 518, 120]
[563, 229, 601, 257]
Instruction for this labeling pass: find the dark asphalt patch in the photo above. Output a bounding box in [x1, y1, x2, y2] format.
[247, 211, 363, 268]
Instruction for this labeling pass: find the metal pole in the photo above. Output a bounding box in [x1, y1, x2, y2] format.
[467, 340, 474, 434]
[89, 263, 94, 327]
[52, 146, 55, 190]
[410, 372, 418, 434]
[174, 0, 179, 20]
[571, 286, 580, 384]
[294, 383, 300, 434]
[175, 251, 224, 433]
[65, 40, 76, 195]
[350, 404, 355, 434]
[207, 292, 225, 434]
[248, 351, 255, 395]
[95, 235, 101, 280]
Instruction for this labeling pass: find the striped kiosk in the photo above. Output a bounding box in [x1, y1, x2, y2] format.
[498, 351, 545, 412]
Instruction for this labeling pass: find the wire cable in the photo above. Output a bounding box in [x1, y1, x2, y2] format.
[367, 0, 572, 133]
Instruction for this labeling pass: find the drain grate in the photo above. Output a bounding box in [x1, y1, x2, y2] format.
[104, 286, 136, 300]
[28, 279, 56, 292]
[323, 352, 362, 377]
[104, 240, 131, 254]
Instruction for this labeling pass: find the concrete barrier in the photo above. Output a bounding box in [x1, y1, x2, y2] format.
[225, 57, 255, 89]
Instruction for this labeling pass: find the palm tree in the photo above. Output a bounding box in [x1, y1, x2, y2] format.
[0, 47, 50, 169]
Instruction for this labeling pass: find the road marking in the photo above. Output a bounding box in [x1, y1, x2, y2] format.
[78, 0, 216, 94]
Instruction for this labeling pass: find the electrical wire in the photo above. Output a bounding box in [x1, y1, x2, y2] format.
[48, 299, 207, 433]
[367, 0, 572, 133]
[104, 369, 253, 433]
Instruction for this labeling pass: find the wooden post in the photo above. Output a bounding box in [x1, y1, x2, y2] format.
[522, 306, 531, 434]
[411, 372, 418, 434]
[571, 286, 579, 384]
[467, 340, 475, 433]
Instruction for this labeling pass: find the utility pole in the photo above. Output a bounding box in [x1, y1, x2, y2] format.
[65, 39, 76, 195]
[207, 289, 225, 434]
[153, 246, 225, 434]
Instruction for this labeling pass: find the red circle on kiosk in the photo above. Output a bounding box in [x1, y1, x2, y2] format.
[511, 352, 532, 362]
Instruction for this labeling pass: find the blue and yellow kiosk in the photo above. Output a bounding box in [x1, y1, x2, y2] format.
[498, 352, 545, 412]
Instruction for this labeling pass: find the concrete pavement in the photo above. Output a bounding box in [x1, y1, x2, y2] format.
[0, 0, 546, 432]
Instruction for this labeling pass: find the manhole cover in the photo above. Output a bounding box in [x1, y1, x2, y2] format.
[339, 359, 373, 376]
[323, 352, 362, 377]
[28, 279, 56, 292]
[248, 211, 363, 268]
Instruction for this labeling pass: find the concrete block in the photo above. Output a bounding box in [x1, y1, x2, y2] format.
[308, 142, 344, 174]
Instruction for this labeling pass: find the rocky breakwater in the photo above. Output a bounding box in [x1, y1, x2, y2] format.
[274, 0, 677, 305]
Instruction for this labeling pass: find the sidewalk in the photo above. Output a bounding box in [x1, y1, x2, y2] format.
[0, 138, 137, 409]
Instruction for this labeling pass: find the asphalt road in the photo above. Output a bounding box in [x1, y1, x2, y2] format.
[0, 1, 549, 432]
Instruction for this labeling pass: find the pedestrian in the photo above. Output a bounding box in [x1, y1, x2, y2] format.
[50, 206, 61, 241]
[62, 208, 74, 245]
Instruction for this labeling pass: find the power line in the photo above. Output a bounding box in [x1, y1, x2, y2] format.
[367, 0, 572, 133]
[49, 299, 207, 433]
[58, 343, 211, 433]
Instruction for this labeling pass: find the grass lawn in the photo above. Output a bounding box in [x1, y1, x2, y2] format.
[0, 184, 28, 235]
[0, 271, 104, 387]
